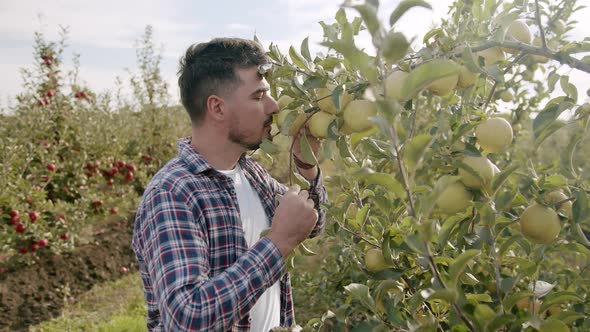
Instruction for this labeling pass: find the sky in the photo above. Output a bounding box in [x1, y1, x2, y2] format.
[0, 0, 588, 108]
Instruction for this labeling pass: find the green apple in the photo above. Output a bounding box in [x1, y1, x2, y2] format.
[277, 95, 294, 110]
[457, 65, 478, 88]
[459, 155, 496, 189]
[520, 204, 561, 244]
[544, 190, 573, 218]
[365, 248, 391, 272]
[476, 47, 505, 66]
[316, 85, 352, 114]
[475, 118, 514, 153]
[384, 70, 409, 101]
[343, 100, 377, 133]
[436, 182, 473, 214]
[428, 74, 459, 96]
[308, 111, 336, 139]
[506, 20, 532, 44]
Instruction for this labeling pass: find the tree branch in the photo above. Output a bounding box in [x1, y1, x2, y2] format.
[452, 41, 590, 74]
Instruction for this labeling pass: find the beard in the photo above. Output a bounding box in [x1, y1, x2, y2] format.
[228, 116, 273, 151]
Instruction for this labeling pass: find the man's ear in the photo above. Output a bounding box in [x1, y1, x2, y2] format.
[206, 95, 226, 121]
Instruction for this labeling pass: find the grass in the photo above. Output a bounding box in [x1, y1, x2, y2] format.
[30, 272, 147, 332]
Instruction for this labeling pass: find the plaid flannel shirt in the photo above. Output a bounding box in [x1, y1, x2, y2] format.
[132, 138, 327, 331]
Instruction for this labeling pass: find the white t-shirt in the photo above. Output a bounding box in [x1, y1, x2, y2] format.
[218, 165, 281, 332]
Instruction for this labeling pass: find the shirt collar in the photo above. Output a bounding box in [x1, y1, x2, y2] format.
[177, 137, 251, 175]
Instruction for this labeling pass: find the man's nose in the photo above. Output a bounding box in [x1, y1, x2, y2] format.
[267, 95, 279, 114]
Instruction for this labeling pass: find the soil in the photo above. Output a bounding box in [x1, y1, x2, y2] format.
[0, 219, 138, 332]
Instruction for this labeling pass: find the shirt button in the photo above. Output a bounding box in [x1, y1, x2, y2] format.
[230, 189, 236, 195]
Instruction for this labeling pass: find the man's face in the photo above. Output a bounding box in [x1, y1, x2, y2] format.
[225, 66, 278, 150]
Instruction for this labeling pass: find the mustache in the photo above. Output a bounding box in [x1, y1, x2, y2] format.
[264, 117, 273, 127]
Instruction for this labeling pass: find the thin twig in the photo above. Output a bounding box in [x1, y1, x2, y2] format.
[339, 223, 380, 248]
[534, 0, 547, 49]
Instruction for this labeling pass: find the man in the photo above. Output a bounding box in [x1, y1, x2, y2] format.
[131, 37, 327, 331]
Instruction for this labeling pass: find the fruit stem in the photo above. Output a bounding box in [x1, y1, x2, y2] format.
[534, 0, 547, 49]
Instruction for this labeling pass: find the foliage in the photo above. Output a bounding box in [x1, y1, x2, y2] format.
[265, 0, 590, 331]
[0, 26, 190, 266]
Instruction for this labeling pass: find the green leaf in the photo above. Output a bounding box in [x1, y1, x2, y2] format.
[421, 288, 458, 304]
[487, 314, 516, 332]
[400, 59, 460, 101]
[532, 102, 573, 146]
[300, 37, 312, 62]
[404, 233, 426, 255]
[291, 171, 310, 190]
[346, 3, 382, 42]
[573, 190, 589, 224]
[466, 293, 493, 303]
[279, 109, 298, 136]
[403, 134, 432, 170]
[303, 76, 327, 90]
[539, 320, 570, 332]
[337, 136, 357, 162]
[539, 291, 583, 313]
[389, 0, 432, 27]
[344, 283, 376, 311]
[503, 290, 534, 310]
[259, 138, 280, 154]
[491, 164, 519, 192]
[289, 45, 310, 71]
[355, 203, 370, 228]
[335, 7, 348, 26]
[360, 138, 391, 160]
[299, 133, 318, 166]
[357, 172, 406, 198]
[331, 85, 343, 111]
[448, 249, 480, 287]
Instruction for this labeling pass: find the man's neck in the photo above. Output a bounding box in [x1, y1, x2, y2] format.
[190, 129, 244, 171]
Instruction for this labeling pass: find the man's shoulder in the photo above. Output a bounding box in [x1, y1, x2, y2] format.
[146, 157, 209, 196]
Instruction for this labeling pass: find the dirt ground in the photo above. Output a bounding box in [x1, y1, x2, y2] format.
[0, 220, 138, 331]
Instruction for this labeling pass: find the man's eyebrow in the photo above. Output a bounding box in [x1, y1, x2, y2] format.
[250, 86, 270, 96]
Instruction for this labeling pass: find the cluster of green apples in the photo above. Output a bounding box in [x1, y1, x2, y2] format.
[275, 83, 378, 140]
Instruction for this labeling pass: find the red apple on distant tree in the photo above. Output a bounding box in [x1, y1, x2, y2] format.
[15, 223, 26, 233]
[9, 216, 19, 225]
[29, 211, 39, 222]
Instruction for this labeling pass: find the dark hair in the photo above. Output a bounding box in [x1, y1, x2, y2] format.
[178, 38, 269, 124]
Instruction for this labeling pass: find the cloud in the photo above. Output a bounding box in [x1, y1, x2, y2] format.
[0, 0, 199, 50]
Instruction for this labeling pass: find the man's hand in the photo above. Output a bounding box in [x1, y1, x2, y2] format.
[267, 185, 319, 257]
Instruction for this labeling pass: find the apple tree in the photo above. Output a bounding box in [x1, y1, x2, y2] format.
[259, 0, 590, 330]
